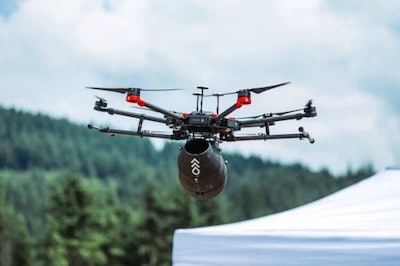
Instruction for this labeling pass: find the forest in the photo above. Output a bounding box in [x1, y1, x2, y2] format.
[0, 106, 374, 265]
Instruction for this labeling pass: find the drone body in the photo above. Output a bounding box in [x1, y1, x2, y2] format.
[87, 82, 317, 200]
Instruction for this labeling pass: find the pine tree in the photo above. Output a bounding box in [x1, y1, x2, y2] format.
[0, 185, 32, 266]
[135, 181, 176, 266]
[41, 175, 125, 265]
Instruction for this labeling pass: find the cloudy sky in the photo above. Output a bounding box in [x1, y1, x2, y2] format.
[1, 0, 399, 174]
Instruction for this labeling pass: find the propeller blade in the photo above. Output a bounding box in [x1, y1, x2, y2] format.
[95, 95, 107, 103]
[204, 93, 226, 97]
[305, 99, 313, 108]
[238, 110, 296, 120]
[238, 100, 311, 119]
[86, 87, 129, 93]
[219, 91, 237, 96]
[249, 81, 291, 94]
[141, 88, 184, 91]
[206, 81, 291, 97]
[274, 100, 313, 115]
[86, 87, 184, 94]
[273, 108, 303, 116]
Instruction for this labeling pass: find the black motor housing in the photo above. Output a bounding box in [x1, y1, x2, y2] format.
[177, 139, 227, 200]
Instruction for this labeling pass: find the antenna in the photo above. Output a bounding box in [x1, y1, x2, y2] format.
[196, 86, 208, 113]
[193, 93, 201, 112]
[211, 93, 224, 114]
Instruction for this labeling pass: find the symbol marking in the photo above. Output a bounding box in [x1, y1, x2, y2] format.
[191, 158, 200, 176]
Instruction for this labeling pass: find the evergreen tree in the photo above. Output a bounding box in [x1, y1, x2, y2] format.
[0, 185, 32, 266]
[135, 181, 175, 266]
[41, 175, 125, 265]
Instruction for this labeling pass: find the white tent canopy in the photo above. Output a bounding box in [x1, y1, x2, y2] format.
[173, 167, 400, 265]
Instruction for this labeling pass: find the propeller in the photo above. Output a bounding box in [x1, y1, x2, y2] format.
[238, 99, 313, 119]
[94, 95, 108, 108]
[95, 95, 107, 103]
[305, 99, 313, 109]
[204, 93, 225, 97]
[272, 100, 312, 116]
[248, 81, 291, 94]
[208, 81, 291, 96]
[86, 87, 184, 94]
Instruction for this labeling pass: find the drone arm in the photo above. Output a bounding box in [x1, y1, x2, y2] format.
[87, 124, 175, 140]
[224, 128, 315, 143]
[104, 108, 167, 124]
[215, 103, 240, 121]
[141, 101, 183, 121]
[239, 110, 317, 128]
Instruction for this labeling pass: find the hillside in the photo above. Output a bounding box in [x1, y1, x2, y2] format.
[0, 106, 373, 265]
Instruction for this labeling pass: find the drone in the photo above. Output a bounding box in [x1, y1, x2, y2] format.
[86, 82, 317, 200]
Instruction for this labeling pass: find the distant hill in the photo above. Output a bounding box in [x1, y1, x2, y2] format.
[0, 105, 373, 219]
[0, 106, 161, 176]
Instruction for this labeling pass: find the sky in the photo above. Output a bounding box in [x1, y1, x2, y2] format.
[1, 0, 399, 174]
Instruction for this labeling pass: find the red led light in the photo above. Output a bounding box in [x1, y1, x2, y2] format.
[237, 96, 252, 105]
[126, 95, 139, 103]
[126, 95, 146, 106]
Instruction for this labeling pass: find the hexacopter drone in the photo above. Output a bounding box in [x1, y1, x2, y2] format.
[87, 82, 317, 199]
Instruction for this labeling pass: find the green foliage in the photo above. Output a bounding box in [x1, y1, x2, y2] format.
[135, 181, 175, 265]
[0, 106, 375, 265]
[134, 181, 229, 265]
[0, 184, 32, 266]
[40, 174, 128, 265]
[0, 107, 159, 180]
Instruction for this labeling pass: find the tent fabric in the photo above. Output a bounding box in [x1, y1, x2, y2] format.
[173, 167, 400, 265]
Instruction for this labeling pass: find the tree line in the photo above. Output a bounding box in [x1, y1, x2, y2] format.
[0, 106, 374, 265]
